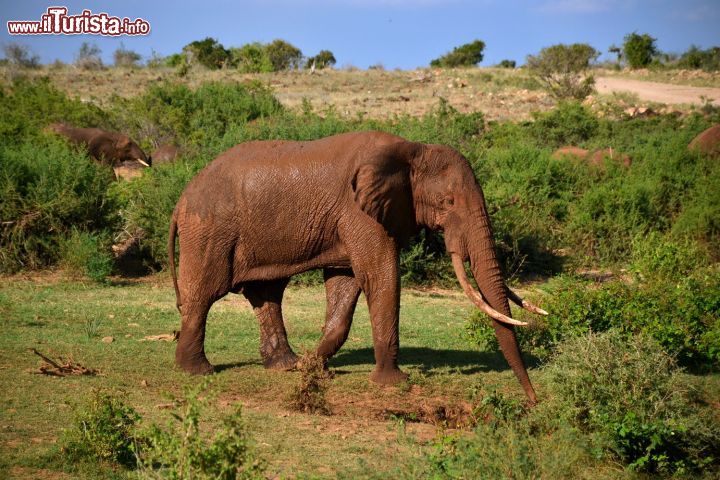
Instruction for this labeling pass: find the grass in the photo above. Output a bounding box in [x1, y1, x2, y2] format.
[0, 272, 538, 479]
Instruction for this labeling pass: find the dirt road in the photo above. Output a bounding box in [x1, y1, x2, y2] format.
[596, 77, 720, 105]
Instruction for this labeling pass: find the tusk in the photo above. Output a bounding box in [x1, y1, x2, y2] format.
[451, 254, 528, 327]
[137, 159, 150, 167]
[506, 288, 548, 316]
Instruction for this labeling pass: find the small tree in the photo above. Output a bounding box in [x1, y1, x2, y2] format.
[183, 37, 230, 69]
[231, 43, 273, 73]
[526, 43, 599, 100]
[305, 50, 336, 70]
[622, 32, 657, 69]
[497, 59, 516, 69]
[430, 40, 485, 68]
[265, 39, 302, 71]
[113, 43, 141, 68]
[678, 45, 720, 72]
[75, 42, 103, 70]
[3, 42, 40, 68]
[608, 44, 622, 63]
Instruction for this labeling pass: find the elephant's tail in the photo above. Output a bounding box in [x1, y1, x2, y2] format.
[168, 210, 181, 311]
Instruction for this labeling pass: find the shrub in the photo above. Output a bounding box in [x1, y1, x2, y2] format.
[0, 77, 109, 145]
[111, 80, 283, 147]
[496, 59, 516, 68]
[623, 32, 658, 69]
[530, 101, 599, 147]
[183, 37, 230, 69]
[0, 140, 117, 272]
[677, 45, 720, 72]
[265, 39, 302, 71]
[60, 390, 140, 468]
[59, 228, 113, 282]
[430, 40, 485, 68]
[305, 50, 336, 70]
[137, 381, 265, 479]
[230, 43, 273, 73]
[287, 352, 332, 415]
[113, 43, 142, 68]
[526, 43, 599, 100]
[75, 42, 103, 70]
[2, 42, 40, 68]
[468, 267, 720, 367]
[546, 331, 720, 475]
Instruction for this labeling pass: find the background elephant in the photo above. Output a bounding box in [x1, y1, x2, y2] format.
[552, 145, 631, 168]
[169, 131, 547, 403]
[150, 144, 182, 165]
[688, 124, 720, 158]
[48, 123, 150, 169]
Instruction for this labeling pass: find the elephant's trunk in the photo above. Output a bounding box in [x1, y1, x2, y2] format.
[464, 210, 538, 405]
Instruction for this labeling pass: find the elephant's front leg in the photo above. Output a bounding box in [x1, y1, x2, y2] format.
[243, 279, 299, 370]
[344, 223, 408, 385]
[316, 268, 361, 360]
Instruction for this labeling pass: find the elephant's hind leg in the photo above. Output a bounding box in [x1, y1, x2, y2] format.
[243, 279, 298, 370]
[316, 268, 361, 360]
[176, 301, 214, 375]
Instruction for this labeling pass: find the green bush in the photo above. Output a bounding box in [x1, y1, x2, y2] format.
[137, 381, 264, 480]
[546, 331, 720, 475]
[623, 32, 658, 69]
[526, 43, 598, 100]
[496, 59, 516, 69]
[59, 228, 113, 282]
[424, 332, 719, 478]
[265, 39, 302, 71]
[0, 77, 109, 145]
[677, 45, 720, 72]
[530, 101, 599, 147]
[60, 390, 140, 468]
[0, 139, 117, 272]
[305, 50, 336, 70]
[230, 43, 273, 73]
[111, 80, 283, 147]
[467, 267, 720, 367]
[182, 37, 230, 70]
[430, 40, 485, 68]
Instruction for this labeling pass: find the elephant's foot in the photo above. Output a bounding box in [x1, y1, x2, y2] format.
[176, 354, 214, 375]
[369, 366, 408, 385]
[263, 351, 299, 371]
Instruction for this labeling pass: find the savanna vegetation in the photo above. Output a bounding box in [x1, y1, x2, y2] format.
[0, 45, 719, 479]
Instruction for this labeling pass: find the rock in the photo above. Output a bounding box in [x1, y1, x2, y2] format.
[588, 148, 632, 168]
[688, 124, 720, 158]
[101, 336, 114, 343]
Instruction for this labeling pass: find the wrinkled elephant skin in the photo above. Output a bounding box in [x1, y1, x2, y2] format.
[169, 131, 544, 403]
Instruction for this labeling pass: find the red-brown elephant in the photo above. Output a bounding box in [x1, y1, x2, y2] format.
[169, 131, 547, 403]
[48, 123, 149, 168]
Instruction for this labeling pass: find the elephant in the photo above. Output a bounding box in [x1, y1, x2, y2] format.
[688, 124, 720, 158]
[168, 131, 547, 403]
[47, 123, 150, 169]
[552, 146, 631, 168]
[150, 144, 182, 165]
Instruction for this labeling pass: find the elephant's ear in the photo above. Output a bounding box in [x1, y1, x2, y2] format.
[115, 136, 131, 150]
[351, 141, 421, 241]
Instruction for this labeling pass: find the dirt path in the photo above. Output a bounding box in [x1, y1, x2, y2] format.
[596, 77, 720, 105]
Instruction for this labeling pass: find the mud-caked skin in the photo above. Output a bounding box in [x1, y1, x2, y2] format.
[47, 123, 149, 168]
[169, 131, 539, 403]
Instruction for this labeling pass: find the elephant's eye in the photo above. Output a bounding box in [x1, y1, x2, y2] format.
[445, 198, 454, 207]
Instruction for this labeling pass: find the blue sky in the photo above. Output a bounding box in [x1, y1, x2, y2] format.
[1, 0, 719, 68]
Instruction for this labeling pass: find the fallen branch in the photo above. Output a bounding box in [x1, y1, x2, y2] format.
[30, 348, 101, 376]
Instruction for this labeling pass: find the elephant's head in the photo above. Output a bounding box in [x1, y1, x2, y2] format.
[353, 137, 547, 403]
[114, 135, 150, 167]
